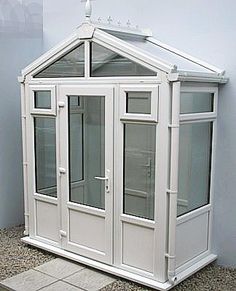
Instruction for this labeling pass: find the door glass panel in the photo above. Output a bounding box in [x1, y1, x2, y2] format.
[123, 123, 156, 220]
[178, 122, 212, 216]
[34, 91, 51, 109]
[180, 92, 214, 114]
[68, 96, 105, 209]
[90, 42, 156, 77]
[34, 117, 57, 197]
[34, 43, 85, 78]
[126, 91, 151, 114]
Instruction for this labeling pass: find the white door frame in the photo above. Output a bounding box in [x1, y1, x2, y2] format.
[58, 85, 114, 264]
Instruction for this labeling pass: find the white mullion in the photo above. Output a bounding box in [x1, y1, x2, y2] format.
[207, 89, 218, 254]
[84, 41, 90, 79]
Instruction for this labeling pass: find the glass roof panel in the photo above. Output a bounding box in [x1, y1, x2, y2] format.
[114, 36, 213, 73]
[90, 42, 156, 77]
[34, 43, 85, 78]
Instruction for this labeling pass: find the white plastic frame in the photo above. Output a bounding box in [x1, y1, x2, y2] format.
[180, 86, 218, 122]
[120, 85, 159, 122]
[29, 85, 56, 116]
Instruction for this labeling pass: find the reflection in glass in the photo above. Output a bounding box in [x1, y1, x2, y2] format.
[178, 122, 212, 216]
[34, 91, 51, 109]
[126, 92, 151, 114]
[180, 92, 213, 114]
[123, 124, 156, 220]
[68, 96, 105, 209]
[35, 43, 85, 78]
[90, 42, 156, 77]
[34, 117, 57, 197]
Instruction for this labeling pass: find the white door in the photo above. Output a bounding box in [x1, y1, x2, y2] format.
[59, 86, 113, 264]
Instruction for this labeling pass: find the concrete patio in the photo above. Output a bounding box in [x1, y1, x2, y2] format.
[0, 258, 116, 291]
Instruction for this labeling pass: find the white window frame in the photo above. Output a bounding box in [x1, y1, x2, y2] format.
[177, 85, 218, 220]
[29, 85, 56, 116]
[180, 86, 217, 122]
[120, 85, 159, 122]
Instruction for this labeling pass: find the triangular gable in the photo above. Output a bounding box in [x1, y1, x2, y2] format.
[35, 43, 85, 78]
[21, 24, 175, 78]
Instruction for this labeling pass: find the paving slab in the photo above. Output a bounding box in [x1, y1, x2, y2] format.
[0, 269, 57, 291]
[64, 268, 116, 291]
[34, 258, 85, 280]
[39, 280, 84, 291]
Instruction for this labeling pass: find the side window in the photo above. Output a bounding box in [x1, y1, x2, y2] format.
[30, 86, 56, 115]
[177, 122, 212, 216]
[34, 117, 57, 197]
[120, 85, 158, 221]
[177, 87, 217, 216]
[29, 86, 57, 198]
[120, 85, 159, 122]
[180, 92, 214, 114]
[123, 123, 156, 220]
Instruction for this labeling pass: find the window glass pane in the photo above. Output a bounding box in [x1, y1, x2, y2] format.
[123, 124, 156, 220]
[91, 42, 156, 77]
[180, 92, 214, 114]
[69, 96, 83, 184]
[178, 122, 212, 216]
[34, 91, 51, 109]
[35, 43, 85, 78]
[69, 96, 105, 209]
[34, 117, 57, 197]
[126, 92, 151, 114]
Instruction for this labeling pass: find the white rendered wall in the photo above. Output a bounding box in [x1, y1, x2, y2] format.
[42, 0, 236, 268]
[0, 0, 43, 228]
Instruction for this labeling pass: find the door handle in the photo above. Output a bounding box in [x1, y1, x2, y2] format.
[94, 170, 110, 193]
[94, 176, 108, 181]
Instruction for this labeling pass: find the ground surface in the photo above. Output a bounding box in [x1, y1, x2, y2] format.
[0, 225, 55, 281]
[101, 264, 236, 291]
[0, 225, 236, 290]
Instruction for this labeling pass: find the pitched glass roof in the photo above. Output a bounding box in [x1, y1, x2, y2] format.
[105, 30, 216, 74]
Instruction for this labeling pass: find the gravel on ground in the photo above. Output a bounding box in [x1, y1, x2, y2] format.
[101, 263, 236, 291]
[0, 225, 235, 290]
[0, 225, 56, 281]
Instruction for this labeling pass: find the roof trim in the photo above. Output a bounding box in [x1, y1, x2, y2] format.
[168, 72, 228, 84]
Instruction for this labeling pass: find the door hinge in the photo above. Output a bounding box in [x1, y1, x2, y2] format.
[59, 230, 67, 238]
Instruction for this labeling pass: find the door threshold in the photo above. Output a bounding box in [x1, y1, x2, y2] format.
[21, 236, 216, 290]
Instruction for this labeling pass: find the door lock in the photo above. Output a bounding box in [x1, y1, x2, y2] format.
[94, 170, 110, 193]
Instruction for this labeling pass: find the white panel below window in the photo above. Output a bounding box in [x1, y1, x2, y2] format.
[36, 200, 58, 242]
[176, 212, 209, 268]
[69, 209, 105, 253]
[122, 222, 154, 273]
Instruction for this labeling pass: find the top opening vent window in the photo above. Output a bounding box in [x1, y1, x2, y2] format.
[34, 43, 85, 78]
[180, 92, 214, 114]
[90, 42, 156, 77]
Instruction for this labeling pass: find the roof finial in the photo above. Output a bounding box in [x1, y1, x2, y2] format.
[85, 0, 92, 22]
